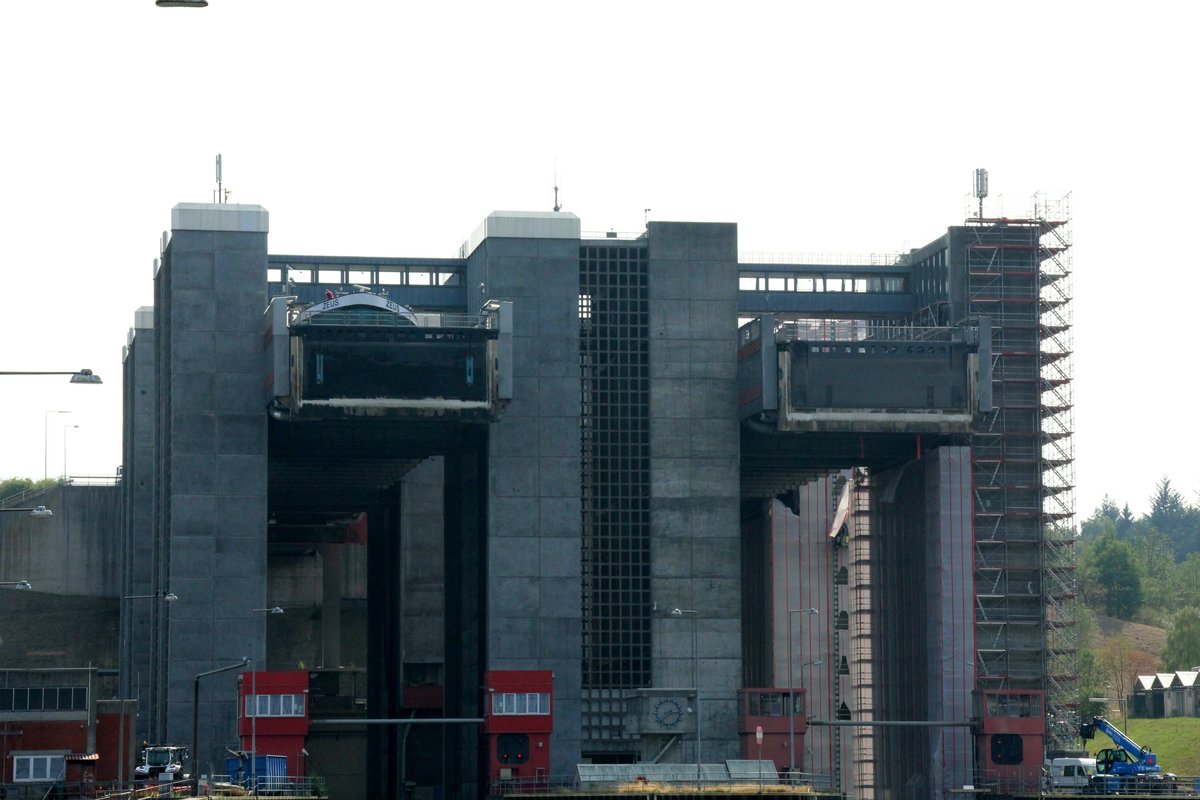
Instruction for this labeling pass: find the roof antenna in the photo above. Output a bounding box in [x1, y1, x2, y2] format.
[973, 168, 988, 219]
[553, 161, 562, 212]
[214, 154, 230, 203]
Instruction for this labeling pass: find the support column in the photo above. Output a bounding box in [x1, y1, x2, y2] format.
[158, 203, 270, 763]
[320, 543, 342, 669]
[367, 488, 404, 800]
[444, 439, 487, 800]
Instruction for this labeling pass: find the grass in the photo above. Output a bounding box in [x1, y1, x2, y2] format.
[1085, 717, 1200, 777]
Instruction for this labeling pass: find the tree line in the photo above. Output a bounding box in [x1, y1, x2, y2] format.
[1076, 477, 1200, 717]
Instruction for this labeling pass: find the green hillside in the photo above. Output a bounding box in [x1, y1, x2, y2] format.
[1085, 717, 1200, 778]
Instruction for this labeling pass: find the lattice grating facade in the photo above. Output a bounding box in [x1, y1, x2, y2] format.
[579, 244, 652, 742]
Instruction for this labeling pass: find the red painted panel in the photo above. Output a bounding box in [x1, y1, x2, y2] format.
[483, 671, 553, 784]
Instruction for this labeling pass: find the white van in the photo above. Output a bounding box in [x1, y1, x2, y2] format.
[1044, 757, 1097, 791]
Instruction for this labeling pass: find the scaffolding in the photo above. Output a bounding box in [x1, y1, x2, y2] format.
[846, 469, 875, 800]
[1036, 195, 1078, 753]
[964, 196, 1077, 753]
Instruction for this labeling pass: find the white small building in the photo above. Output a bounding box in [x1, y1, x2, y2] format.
[1129, 668, 1200, 718]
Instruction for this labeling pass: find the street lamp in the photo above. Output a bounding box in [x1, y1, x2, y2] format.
[63, 424, 79, 482]
[193, 658, 250, 789]
[0, 369, 102, 384]
[125, 591, 179, 602]
[1, 580, 33, 590]
[670, 608, 701, 782]
[786, 608, 820, 778]
[0, 506, 54, 517]
[249, 606, 284, 793]
[45, 410, 70, 480]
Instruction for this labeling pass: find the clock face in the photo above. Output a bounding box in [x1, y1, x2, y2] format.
[654, 697, 684, 729]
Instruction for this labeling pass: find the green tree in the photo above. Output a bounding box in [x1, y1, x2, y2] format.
[1161, 608, 1200, 672]
[0, 476, 57, 501]
[1077, 649, 1109, 721]
[1132, 525, 1177, 620]
[1087, 532, 1144, 619]
[1081, 504, 1118, 543]
[1173, 553, 1200, 611]
[0, 477, 35, 499]
[1150, 477, 1199, 559]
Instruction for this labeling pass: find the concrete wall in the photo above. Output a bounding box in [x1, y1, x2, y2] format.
[646, 221, 742, 763]
[1, 484, 121, 597]
[155, 204, 271, 765]
[467, 229, 584, 774]
[121, 310, 157, 741]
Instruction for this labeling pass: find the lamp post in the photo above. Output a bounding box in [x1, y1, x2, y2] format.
[0, 507, 53, 517]
[125, 591, 179, 602]
[44, 411, 70, 480]
[62, 424, 79, 482]
[249, 607, 283, 794]
[1, 580, 33, 590]
[122, 591, 177, 789]
[0, 369, 102, 383]
[786, 608, 820, 779]
[670, 608, 701, 782]
[193, 659, 250, 790]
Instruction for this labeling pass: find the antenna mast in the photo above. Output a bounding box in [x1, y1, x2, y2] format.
[973, 168, 988, 219]
[553, 161, 561, 212]
[214, 154, 230, 203]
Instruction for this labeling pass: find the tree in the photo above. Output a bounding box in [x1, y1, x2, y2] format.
[1081, 505, 1118, 543]
[1161, 607, 1200, 672]
[1085, 532, 1144, 619]
[1173, 553, 1200, 611]
[0, 476, 57, 501]
[1132, 525, 1177, 620]
[1077, 649, 1109, 721]
[0, 477, 35, 499]
[1098, 633, 1157, 724]
[1150, 477, 1199, 559]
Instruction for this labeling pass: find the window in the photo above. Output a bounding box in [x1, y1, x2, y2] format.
[0, 686, 87, 712]
[245, 693, 305, 717]
[14, 755, 65, 782]
[496, 733, 530, 764]
[991, 734, 1024, 765]
[491, 692, 551, 715]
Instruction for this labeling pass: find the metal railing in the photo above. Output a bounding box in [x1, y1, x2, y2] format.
[489, 768, 836, 796]
[741, 251, 911, 267]
[208, 773, 326, 796]
[775, 322, 967, 345]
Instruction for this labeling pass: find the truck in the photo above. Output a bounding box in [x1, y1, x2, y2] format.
[133, 744, 189, 781]
[1044, 757, 1097, 791]
[1078, 716, 1174, 792]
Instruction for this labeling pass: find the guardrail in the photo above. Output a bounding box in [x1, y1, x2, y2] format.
[775, 322, 970, 345]
[489, 769, 836, 796]
[208, 773, 326, 796]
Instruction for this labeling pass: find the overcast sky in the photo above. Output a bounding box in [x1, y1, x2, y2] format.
[2, 2, 1197, 518]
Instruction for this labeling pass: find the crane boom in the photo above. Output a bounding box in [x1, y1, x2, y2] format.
[1079, 717, 1159, 777]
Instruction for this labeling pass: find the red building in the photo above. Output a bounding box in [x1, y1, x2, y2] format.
[0, 669, 135, 786]
[236, 669, 310, 778]
[978, 689, 1045, 792]
[737, 687, 807, 774]
[483, 670, 553, 786]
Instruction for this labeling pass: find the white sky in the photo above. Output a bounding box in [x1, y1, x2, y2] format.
[2, 1, 1197, 518]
